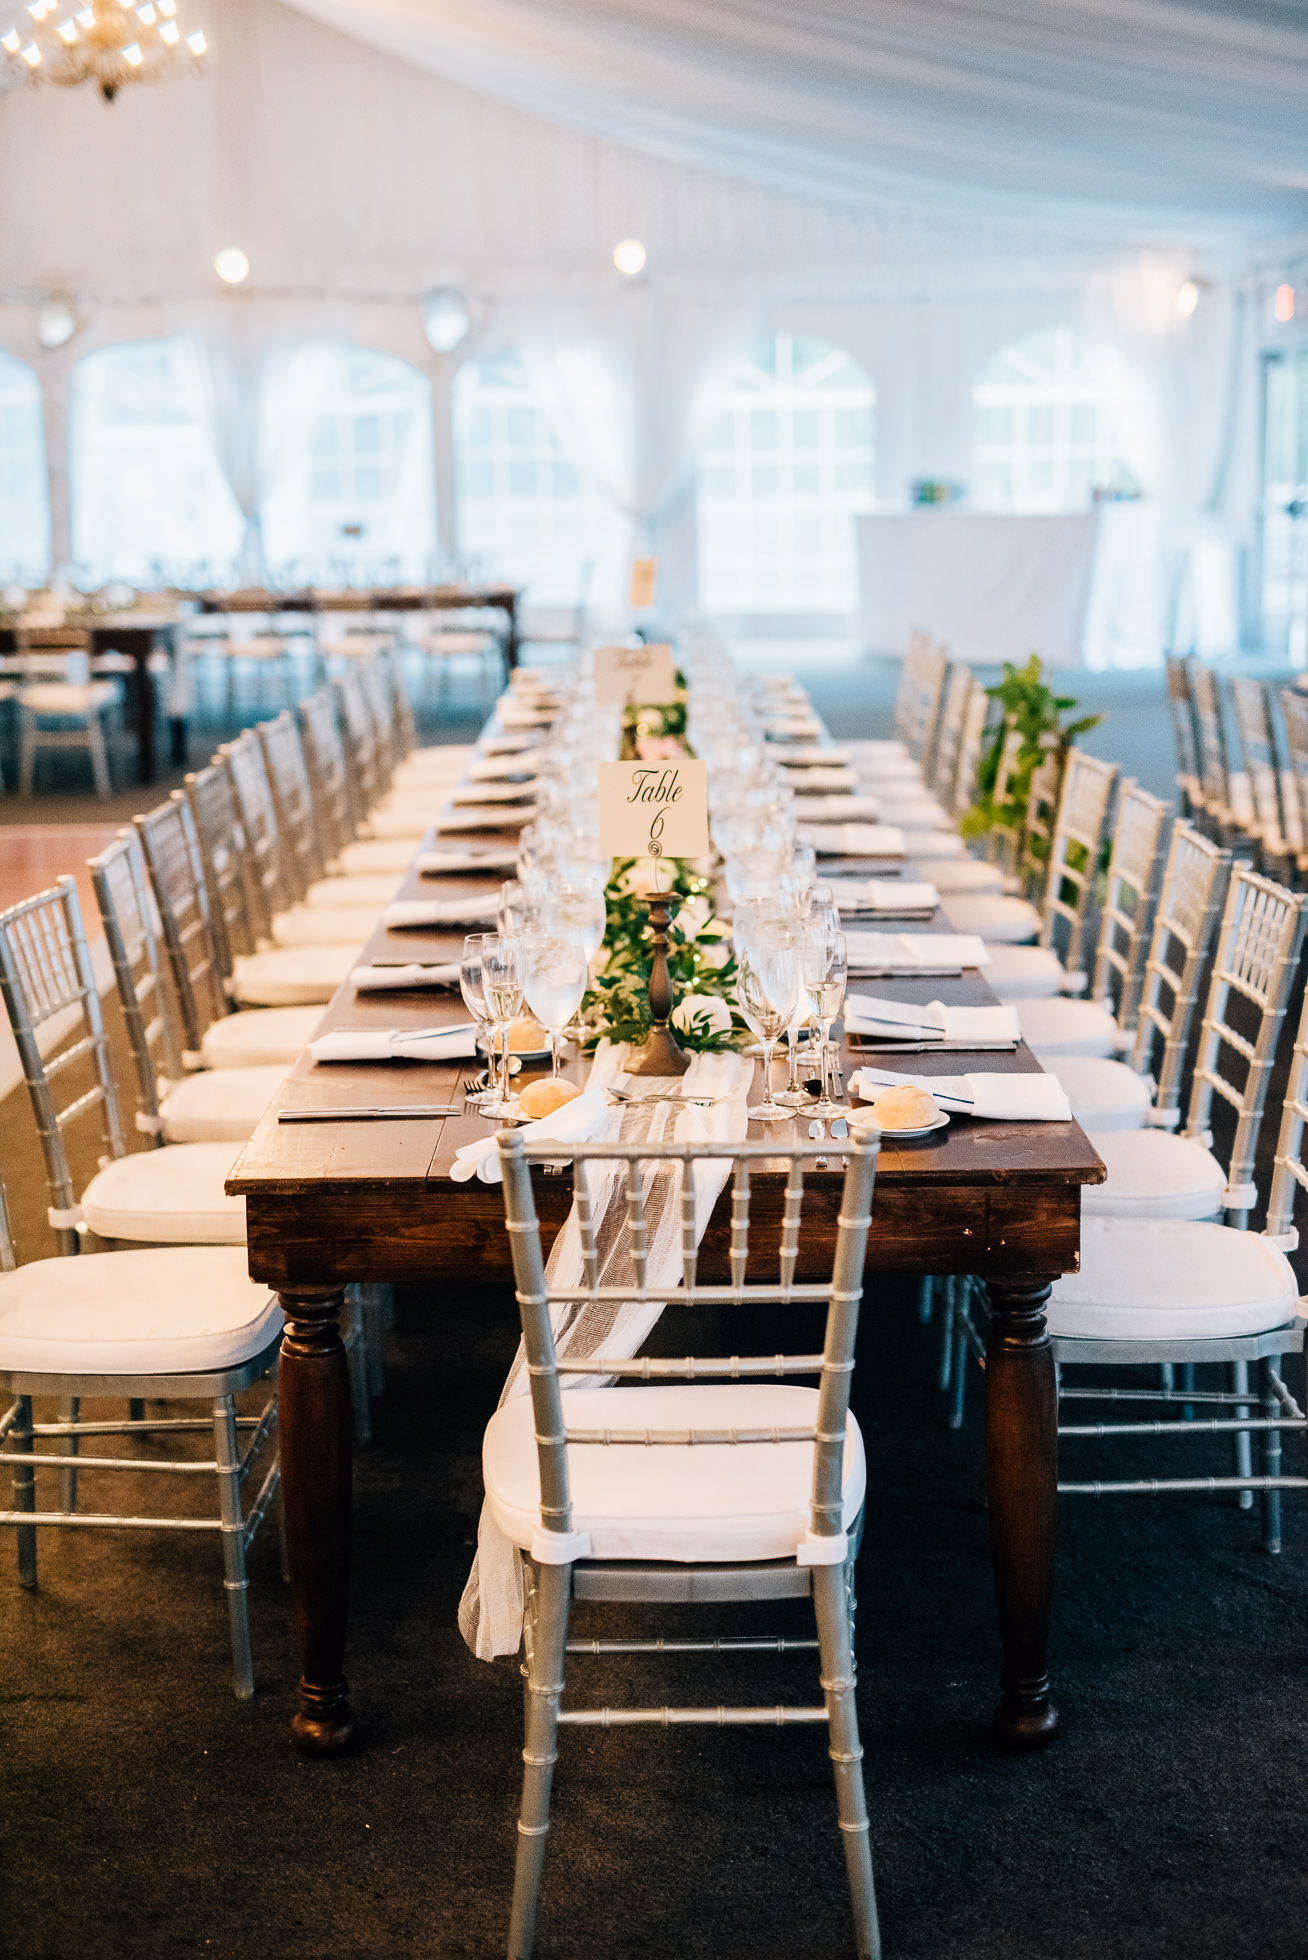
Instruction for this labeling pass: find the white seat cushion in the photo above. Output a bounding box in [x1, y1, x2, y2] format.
[924, 859, 1006, 895]
[0, 1245, 281, 1376]
[159, 1064, 286, 1144]
[82, 1142, 247, 1244]
[1017, 998, 1120, 1059]
[982, 945, 1066, 1000]
[270, 906, 376, 948]
[229, 943, 358, 1007]
[335, 837, 423, 874]
[200, 1004, 324, 1068]
[303, 873, 401, 908]
[898, 829, 966, 860]
[1081, 1130, 1227, 1220]
[20, 680, 117, 715]
[1049, 1217, 1299, 1340]
[484, 1383, 866, 1564]
[1044, 1056, 1152, 1131]
[940, 894, 1041, 943]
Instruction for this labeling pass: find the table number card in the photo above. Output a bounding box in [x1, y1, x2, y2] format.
[593, 641, 678, 706]
[597, 759, 709, 861]
[628, 556, 658, 609]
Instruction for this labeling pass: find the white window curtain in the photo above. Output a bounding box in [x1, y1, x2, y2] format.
[520, 289, 757, 621]
[0, 348, 50, 582]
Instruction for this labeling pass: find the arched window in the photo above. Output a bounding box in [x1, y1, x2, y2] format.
[453, 348, 629, 609]
[70, 337, 243, 584]
[0, 349, 51, 580]
[972, 327, 1120, 513]
[261, 346, 436, 584]
[696, 333, 876, 615]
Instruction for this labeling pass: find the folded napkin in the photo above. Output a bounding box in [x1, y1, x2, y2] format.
[844, 996, 1020, 1044]
[310, 1023, 479, 1064]
[782, 765, 858, 791]
[438, 805, 533, 832]
[834, 879, 939, 914]
[449, 1086, 611, 1184]
[850, 1067, 1072, 1122]
[466, 754, 540, 782]
[415, 848, 520, 877]
[791, 794, 883, 822]
[449, 778, 538, 806]
[774, 744, 853, 766]
[844, 931, 991, 974]
[497, 703, 556, 730]
[765, 716, 823, 739]
[351, 962, 461, 992]
[383, 893, 499, 930]
[481, 732, 539, 756]
[803, 823, 906, 858]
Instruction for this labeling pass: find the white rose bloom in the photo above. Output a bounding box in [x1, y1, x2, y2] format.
[697, 940, 732, 971]
[672, 993, 733, 1036]
[675, 893, 712, 939]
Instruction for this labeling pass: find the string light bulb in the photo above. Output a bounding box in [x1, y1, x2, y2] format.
[214, 247, 250, 286]
[613, 239, 647, 277]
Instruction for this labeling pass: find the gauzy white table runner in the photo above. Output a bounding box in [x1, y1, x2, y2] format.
[458, 1039, 753, 1660]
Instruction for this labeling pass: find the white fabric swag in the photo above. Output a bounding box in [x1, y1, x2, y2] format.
[458, 1041, 753, 1661]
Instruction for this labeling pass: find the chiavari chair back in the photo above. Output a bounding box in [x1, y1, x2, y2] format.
[1036, 747, 1118, 980]
[1166, 655, 1204, 819]
[88, 830, 185, 1133]
[926, 663, 973, 805]
[299, 686, 357, 860]
[185, 757, 266, 957]
[135, 794, 231, 1062]
[258, 711, 328, 895]
[949, 673, 991, 819]
[1229, 675, 1295, 874]
[1089, 782, 1172, 1035]
[1190, 663, 1253, 841]
[333, 667, 383, 817]
[1126, 820, 1232, 1123]
[490, 1128, 882, 1960]
[223, 729, 298, 919]
[1277, 687, 1308, 877]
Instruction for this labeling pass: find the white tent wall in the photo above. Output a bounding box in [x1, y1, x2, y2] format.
[0, 0, 1290, 657]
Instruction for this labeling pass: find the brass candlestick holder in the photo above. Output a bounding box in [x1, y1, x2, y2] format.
[625, 887, 691, 1077]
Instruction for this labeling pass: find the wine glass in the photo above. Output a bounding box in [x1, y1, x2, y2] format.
[519, 931, 589, 1080]
[459, 933, 496, 1109]
[544, 877, 607, 963]
[736, 937, 799, 1123]
[478, 932, 523, 1116]
[499, 880, 542, 936]
[800, 927, 848, 1117]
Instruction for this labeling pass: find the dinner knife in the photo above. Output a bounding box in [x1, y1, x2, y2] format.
[278, 1104, 464, 1122]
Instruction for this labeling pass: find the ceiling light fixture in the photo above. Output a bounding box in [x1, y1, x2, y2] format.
[421, 285, 471, 354]
[0, 0, 205, 98]
[214, 247, 250, 286]
[613, 238, 647, 277]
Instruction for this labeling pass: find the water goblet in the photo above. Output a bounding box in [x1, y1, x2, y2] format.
[736, 938, 799, 1123]
[519, 930, 589, 1080]
[800, 927, 848, 1118]
[458, 934, 497, 1109]
[478, 932, 523, 1116]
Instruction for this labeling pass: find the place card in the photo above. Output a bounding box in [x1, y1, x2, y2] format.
[593, 641, 678, 707]
[629, 556, 658, 609]
[597, 759, 709, 860]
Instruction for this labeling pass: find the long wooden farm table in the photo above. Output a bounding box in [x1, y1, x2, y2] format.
[227, 842, 1105, 1755]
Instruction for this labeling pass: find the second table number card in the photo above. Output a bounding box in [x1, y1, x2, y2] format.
[597, 758, 710, 863]
[592, 641, 678, 706]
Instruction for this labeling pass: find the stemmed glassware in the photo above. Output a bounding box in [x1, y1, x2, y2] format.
[736, 935, 799, 1122]
[499, 880, 542, 936]
[800, 926, 848, 1118]
[473, 931, 523, 1116]
[519, 931, 589, 1080]
[459, 933, 496, 1109]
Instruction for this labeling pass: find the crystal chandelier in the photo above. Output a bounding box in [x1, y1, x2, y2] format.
[1, 0, 206, 101]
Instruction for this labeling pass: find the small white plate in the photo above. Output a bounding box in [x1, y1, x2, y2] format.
[852, 1108, 950, 1139]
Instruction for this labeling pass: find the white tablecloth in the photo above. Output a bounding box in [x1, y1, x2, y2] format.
[856, 506, 1170, 670]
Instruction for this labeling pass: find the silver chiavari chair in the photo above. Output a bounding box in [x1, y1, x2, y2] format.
[1166, 655, 1204, 821]
[947, 671, 992, 821]
[1277, 686, 1308, 885]
[924, 662, 973, 805]
[0, 1157, 282, 1698]
[299, 685, 359, 862]
[1190, 662, 1254, 843]
[1035, 746, 1118, 985]
[258, 709, 329, 898]
[1229, 675, 1297, 880]
[491, 1129, 881, 1960]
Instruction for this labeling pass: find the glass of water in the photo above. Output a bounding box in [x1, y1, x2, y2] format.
[519, 931, 589, 1080]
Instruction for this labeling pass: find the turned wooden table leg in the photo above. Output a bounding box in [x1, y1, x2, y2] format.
[278, 1285, 356, 1754]
[984, 1273, 1059, 1749]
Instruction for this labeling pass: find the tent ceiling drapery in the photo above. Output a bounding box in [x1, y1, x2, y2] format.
[279, 0, 1308, 245]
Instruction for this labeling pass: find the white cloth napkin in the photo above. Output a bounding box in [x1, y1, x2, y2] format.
[791, 793, 883, 821]
[803, 823, 906, 857]
[765, 716, 823, 739]
[844, 931, 991, 973]
[449, 778, 538, 805]
[309, 1023, 479, 1063]
[834, 880, 939, 914]
[466, 754, 540, 782]
[481, 732, 539, 755]
[438, 805, 533, 832]
[449, 1084, 612, 1184]
[351, 962, 461, 992]
[382, 894, 499, 930]
[844, 996, 1020, 1044]
[775, 744, 853, 766]
[415, 848, 519, 877]
[851, 1066, 1072, 1121]
[782, 765, 859, 791]
[497, 702, 555, 730]
[458, 1042, 754, 1658]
